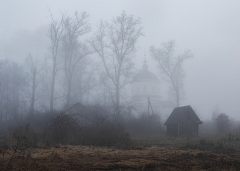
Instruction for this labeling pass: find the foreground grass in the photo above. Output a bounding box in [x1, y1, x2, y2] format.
[0, 139, 240, 171]
[1, 135, 240, 171]
[132, 134, 240, 153]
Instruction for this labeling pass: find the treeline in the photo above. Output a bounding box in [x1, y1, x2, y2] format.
[0, 105, 163, 148]
[0, 11, 143, 121]
[200, 112, 240, 136]
[0, 10, 165, 147]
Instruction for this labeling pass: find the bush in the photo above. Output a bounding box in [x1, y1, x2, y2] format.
[82, 121, 130, 146]
[0, 109, 131, 148]
[124, 112, 164, 136]
[214, 113, 230, 134]
[46, 114, 81, 144]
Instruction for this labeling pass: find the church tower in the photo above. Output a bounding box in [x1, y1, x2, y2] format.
[132, 58, 162, 114]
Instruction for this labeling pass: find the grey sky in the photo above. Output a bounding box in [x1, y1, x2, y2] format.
[0, 0, 240, 120]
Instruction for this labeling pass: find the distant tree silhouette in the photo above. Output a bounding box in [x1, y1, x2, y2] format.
[48, 11, 65, 112]
[61, 12, 93, 108]
[150, 40, 193, 107]
[214, 113, 230, 134]
[92, 11, 143, 115]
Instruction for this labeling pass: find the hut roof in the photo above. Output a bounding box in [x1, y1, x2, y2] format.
[164, 105, 202, 125]
[64, 102, 88, 114]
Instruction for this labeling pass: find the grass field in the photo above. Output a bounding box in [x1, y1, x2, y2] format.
[1, 134, 240, 170]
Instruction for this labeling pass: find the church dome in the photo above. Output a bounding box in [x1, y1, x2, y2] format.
[133, 59, 159, 82]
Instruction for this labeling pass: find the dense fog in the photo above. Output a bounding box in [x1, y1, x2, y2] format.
[0, 0, 240, 123]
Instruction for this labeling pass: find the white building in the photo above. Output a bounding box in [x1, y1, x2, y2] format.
[131, 59, 176, 119]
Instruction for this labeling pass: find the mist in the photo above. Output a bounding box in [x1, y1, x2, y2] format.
[1, 1, 240, 170]
[1, 0, 239, 121]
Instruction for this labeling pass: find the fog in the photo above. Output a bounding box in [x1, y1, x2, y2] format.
[0, 0, 240, 121]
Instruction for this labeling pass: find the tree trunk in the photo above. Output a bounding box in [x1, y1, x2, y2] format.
[0, 97, 3, 122]
[116, 78, 120, 117]
[79, 79, 82, 103]
[176, 88, 180, 107]
[66, 77, 72, 108]
[50, 61, 56, 113]
[29, 68, 36, 118]
[171, 77, 180, 107]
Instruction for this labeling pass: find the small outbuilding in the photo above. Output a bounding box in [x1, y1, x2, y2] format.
[62, 102, 93, 126]
[164, 105, 202, 137]
[63, 102, 89, 115]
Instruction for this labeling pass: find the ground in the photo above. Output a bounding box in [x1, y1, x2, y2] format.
[1, 135, 240, 170]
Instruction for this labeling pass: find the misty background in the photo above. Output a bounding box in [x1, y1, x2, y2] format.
[0, 0, 240, 121]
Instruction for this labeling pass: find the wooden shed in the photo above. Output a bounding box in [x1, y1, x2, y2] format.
[164, 105, 202, 137]
[62, 103, 110, 127]
[62, 102, 93, 126]
[63, 102, 89, 115]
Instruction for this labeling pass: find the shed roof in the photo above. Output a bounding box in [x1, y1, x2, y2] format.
[63, 102, 88, 115]
[164, 105, 202, 125]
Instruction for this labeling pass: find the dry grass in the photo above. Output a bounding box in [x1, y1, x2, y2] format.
[1, 143, 240, 171]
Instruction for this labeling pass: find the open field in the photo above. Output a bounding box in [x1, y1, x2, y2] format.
[1, 135, 240, 170]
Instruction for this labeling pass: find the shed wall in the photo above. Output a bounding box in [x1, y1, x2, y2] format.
[167, 124, 178, 136]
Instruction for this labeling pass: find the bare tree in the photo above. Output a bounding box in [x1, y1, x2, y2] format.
[0, 60, 7, 121]
[99, 73, 116, 106]
[25, 54, 43, 118]
[10, 63, 27, 120]
[71, 58, 99, 105]
[61, 12, 92, 108]
[0, 60, 6, 120]
[92, 11, 143, 115]
[150, 40, 193, 107]
[48, 11, 65, 112]
[0, 61, 27, 120]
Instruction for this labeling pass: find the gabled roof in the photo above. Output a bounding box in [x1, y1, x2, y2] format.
[164, 105, 202, 125]
[62, 103, 111, 126]
[63, 102, 88, 115]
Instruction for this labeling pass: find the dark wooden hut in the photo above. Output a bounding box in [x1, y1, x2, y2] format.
[164, 105, 202, 137]
[63, 102, 88, 115]
[62, 102, 93, 126]
[62, 103, 110, 127]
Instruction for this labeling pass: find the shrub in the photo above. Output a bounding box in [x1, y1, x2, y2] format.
[0, 107, 131, 148]
[125, 112, 164, 136]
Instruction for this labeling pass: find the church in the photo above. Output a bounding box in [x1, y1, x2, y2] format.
[131, 58, 175, 117]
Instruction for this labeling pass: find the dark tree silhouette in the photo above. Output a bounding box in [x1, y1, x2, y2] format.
[214, 113, 230, 134]
[61, 12, 93, 108]
[92, 11, 143, 115]
[48, 11, 65, 112]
